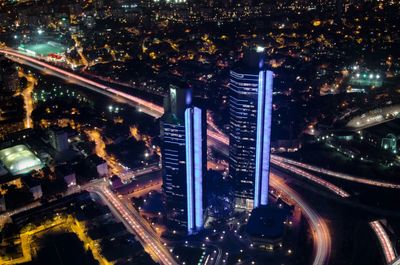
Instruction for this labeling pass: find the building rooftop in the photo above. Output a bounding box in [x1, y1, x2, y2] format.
[364, 118, 400, 138]
[246, 205, 289, 240]
[0, 145, 43, 176]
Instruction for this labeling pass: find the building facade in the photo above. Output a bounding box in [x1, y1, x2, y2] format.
[254, 70, 273, 208]
[229, 48, 273, 210]
[161, 84, 205, 234]
[229, 69, 258, 209]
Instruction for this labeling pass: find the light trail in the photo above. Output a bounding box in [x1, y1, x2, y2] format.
[369, 221, 397, 264]
[90, 185, 177, 265]
[392, 257, 400, 265]
[272, 155, 400, 189]
[270, 173, 331, 265]
[346, 104, 400, 129]
[0, 49, 164, 118]
[2, 48, 335, 265]
[271, 158, 350, 198]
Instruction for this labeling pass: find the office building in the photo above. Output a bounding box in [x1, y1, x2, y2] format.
[161, 83, 205, 234]
[229, 47, 273, 210]
[49, 127, 69, 152]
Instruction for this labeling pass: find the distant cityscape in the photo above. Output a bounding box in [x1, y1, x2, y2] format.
[0, 1, 400, 265]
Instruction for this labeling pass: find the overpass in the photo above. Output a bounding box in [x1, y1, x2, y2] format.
[1, 47, 333, 265]
[346, 104, 400, 130]
[5, 46, 400, 265]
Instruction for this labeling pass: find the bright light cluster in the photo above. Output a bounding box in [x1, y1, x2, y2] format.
[0, 145, 43, 176]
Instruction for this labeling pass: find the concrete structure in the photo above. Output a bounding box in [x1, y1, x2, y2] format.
[49, 127, 69, 152]
[85, 155, 109, 177]
[363, 119, 400, 154]
[246, 205, 290, 251]
[23, 177, 43, 200]
[55, 165, 77, 187]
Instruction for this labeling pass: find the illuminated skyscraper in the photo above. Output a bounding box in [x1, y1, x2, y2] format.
[229, 47, 273, 209]
[161, 83, 205, 234]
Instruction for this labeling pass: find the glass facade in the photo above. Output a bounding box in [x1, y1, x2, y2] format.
[161, 85, 205, 234]
[229, 70, 259, 209]
[229, 64, 273, 210]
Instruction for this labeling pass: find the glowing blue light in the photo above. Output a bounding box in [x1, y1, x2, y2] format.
[193, 107, 203, 230]
[254, 72, 264, 208]
[254, 70, 273, 208]
[186, 89, 192, 106]
[185, 108, 194, 232]
[185, 107, 204, 234]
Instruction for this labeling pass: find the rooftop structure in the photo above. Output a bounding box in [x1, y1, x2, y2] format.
[0, 145, 43, 176]
[246, 205, 290, 250]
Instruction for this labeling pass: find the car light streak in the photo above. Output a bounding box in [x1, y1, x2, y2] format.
[370, 221, 396, 264]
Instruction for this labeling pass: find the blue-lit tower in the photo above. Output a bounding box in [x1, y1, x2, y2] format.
[161, 83, 205, 234]
[229, 47, 273, 210]
[254, 70, 273, 208]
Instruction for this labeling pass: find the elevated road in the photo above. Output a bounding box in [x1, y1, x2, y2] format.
[391, 257, 400, 265]
[1, 47, 334, 265]
[270, 173, 331, 265]
[0, 49, 164, 118]
[369, 220, 397, 264]
[346, 104, 400, 130]
[87, 184, 177, 265]
[272, 155, 400, 189]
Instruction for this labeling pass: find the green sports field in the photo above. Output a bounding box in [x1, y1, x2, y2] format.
[19, 41, 66, 56]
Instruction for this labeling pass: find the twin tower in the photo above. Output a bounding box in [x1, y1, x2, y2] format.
[161, 48, 273, 234]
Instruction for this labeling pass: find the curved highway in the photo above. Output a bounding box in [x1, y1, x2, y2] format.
[272, 155, 400, 189]
[0, 47, 339, 265]
[369, 220, 397, 264]
[270, 173, 331, 265]
[271, 158, 350, 198]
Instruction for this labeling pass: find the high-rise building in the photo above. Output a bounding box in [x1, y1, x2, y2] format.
[161, 83, 205, 234]
[49, 127, 69, 152]
[229, 47, 273, 210]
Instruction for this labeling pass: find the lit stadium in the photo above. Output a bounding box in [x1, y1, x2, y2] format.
[18, 41, 66, 57]
[0, 145, 43, 176]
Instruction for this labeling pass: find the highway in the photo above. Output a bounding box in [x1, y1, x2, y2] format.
[2, 47, 397, 265]
[8, 47, 397, 265]
[0, 49, 164, 118]
[369, 220, 397, 264]
[270, 173, 331, 265]
[392, 257, 400, 265]
[0, 47, 332, 265]
[272, 155, 400, 189]
[346, 104, 400, 129]
[271, 158, 351, 198]
[87, 184, 178, 265]
[4, 47, 397, 265]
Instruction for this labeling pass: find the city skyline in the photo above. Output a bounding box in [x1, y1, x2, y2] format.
[0, 1, 399, 265]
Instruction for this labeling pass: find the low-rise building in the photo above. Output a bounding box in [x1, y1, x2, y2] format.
[246, 205, 290, 251]
[55, 165, 77, 187]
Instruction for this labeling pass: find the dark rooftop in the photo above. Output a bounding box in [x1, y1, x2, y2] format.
[246, 205, 289, 239]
